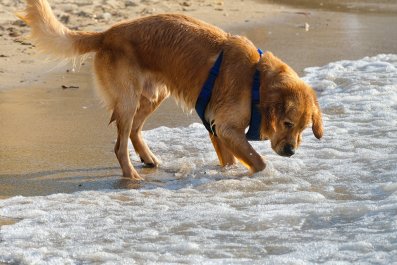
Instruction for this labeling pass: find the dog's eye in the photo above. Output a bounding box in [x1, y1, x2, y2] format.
[284, 122, 294, 128]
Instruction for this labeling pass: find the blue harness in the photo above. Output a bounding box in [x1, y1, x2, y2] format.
[195, 49, 263, 141]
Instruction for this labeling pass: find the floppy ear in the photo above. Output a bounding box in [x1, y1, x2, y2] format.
[311, 97, 323, 139]
[260, 87, 281, 139]
[261, 105, 277, 139]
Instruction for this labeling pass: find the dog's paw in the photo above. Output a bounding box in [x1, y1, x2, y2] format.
[142, 162, 157, 168]
[140, 155, 160, 168]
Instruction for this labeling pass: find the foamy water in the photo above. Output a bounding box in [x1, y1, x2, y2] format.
[1, 54, 397, 264]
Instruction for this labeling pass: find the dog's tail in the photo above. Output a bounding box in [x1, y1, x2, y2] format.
[17, 0, 103, 58]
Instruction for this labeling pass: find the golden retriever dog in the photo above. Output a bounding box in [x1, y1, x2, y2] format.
[18, 0, 323, 180]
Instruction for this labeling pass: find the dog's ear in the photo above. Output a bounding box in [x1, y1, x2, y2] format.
[311, 92, 323, 139]
[261, 90, 281, 139]
[261, 105, 276, 138]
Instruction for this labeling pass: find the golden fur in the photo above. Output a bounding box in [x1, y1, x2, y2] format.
[18, 0, 323, 180]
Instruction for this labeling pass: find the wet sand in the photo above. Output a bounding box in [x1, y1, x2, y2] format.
[1, 0, 396, 197]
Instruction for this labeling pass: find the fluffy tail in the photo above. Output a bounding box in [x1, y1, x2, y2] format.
[17, 0, 103, 58]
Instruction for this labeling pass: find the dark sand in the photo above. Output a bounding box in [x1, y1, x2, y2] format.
[0, 1, 396, 197]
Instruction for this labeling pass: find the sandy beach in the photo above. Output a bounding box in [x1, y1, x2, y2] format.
[1, 0, 397, 197]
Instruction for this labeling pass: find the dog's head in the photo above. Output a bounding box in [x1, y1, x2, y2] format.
[258, 52, 323, 157]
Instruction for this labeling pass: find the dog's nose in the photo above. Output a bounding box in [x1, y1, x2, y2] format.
[283, 144, 295, 156]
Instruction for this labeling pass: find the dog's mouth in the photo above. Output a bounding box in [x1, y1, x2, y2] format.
[273, 143, 296, 157]
[278, 151, 294, 157]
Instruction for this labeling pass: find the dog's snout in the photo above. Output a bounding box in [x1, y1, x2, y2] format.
[283, 144, 295, 156]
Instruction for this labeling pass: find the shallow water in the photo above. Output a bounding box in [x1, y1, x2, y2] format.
[1, 54, 397, 264]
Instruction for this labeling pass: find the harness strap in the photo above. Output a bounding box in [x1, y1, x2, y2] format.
[245, 48, 263, 141]
[195, 51, 224, 134]
[195, 49, 263, 140]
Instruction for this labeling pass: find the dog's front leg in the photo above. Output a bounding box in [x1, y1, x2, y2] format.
[209, 133, 237, 167]
[216, 125, 266, 174]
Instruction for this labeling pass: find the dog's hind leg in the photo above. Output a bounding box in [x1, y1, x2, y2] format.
[130, 89, 169, 168]
[113, 99, 143, 180]
[95, 51, 144, 179]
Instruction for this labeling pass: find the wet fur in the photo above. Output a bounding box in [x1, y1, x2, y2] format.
[19, 0, 323, 179]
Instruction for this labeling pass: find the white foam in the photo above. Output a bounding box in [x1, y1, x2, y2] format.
[1, 54, 397, 264]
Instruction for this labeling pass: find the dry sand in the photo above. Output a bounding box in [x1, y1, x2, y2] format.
[0, 0, 396, 197]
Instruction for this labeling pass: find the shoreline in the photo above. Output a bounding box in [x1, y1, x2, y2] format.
[1, 0, 397, 197]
